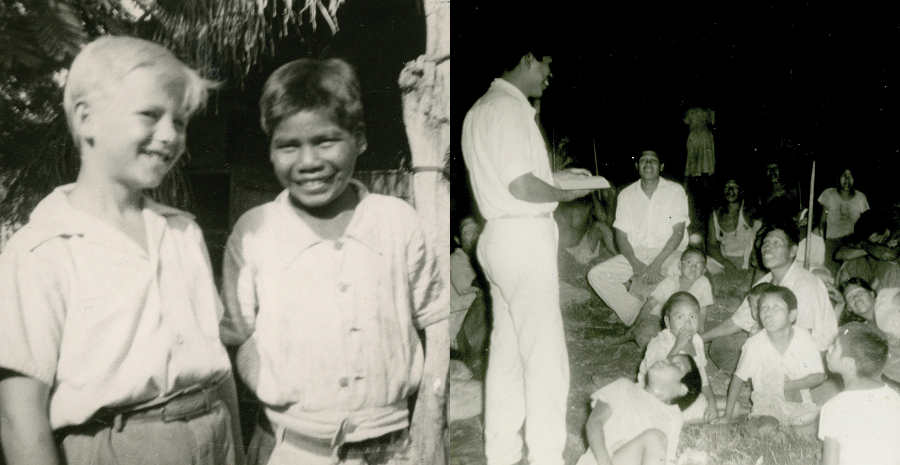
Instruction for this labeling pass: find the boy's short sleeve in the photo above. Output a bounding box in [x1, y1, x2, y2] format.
[818, 398, 840, 441]
[220, 225, 259, 346]
[407, 218, 449, 330]
[0, 246, 66, 385]
[733, 336, 755, 382]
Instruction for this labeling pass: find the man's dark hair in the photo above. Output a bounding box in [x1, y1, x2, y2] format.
[672, 355, 703, 411]
[840, 322, 889, 378]
[853, 209, 891, 241]
[840, 277, 875, 295]
[759, 220, 801, 247]
[492, 27, 552, 75]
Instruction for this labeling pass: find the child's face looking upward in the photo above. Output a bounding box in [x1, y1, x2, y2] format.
[646, 358, 687, 403]
[666, 302, 699, 336]
[758, 293, 795, 332]
[680, 252, 705, 282]
[270, 109, 366, 214]
[79, 67, 189, 191]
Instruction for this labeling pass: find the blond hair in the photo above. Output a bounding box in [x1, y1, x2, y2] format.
[63, 35, 217, 145]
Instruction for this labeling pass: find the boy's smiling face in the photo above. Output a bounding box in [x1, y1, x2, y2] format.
[270, 109, 366, 214]
[79, 67, 189, 190]
[680, 252, 706, 282]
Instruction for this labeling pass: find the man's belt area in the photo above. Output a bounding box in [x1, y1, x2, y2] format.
[258, 412, 408, 459]
[56, 377, 224, 437]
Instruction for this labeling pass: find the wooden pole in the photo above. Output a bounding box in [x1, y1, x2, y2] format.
[805, 160, 815, 269]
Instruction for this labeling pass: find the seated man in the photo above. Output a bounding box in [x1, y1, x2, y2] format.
[588, 150, 689, 326]
[703, 222, 838, 373]
[451, 216, 488, 378]
[836, 208, 900, 290]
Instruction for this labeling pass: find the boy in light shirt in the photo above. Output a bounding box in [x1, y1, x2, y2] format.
[0, 36, 240, 465]
[717, 286, 826, 431]
[221, 58, 448, 465]
[820, 323, 900, 465]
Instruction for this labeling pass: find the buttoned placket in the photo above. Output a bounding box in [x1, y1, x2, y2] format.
[333, 237, 365, 399]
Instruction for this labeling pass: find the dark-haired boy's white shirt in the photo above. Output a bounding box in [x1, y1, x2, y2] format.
[730, 262, 838, 350]
[220, 181, 447, 443]
[0, 184, 232, 429]
[735, 326, 823, 423]
[576, 379, 682, 465]
[819, 384, 900, 465]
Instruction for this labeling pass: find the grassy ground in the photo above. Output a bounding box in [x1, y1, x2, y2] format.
[449, 246, 822, 465]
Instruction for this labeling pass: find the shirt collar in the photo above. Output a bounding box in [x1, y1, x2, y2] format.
[28, 184, 193, 239]
[274, 180, 381, 254]
[490, 78, 534, 111]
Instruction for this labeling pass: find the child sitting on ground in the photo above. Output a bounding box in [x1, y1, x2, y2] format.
[820, 323, 900, 465]
[638, 292, 718, 423]
[578, 354, 702, 465]
[717, 285, 826, 431]
[630, 248, 714, 348]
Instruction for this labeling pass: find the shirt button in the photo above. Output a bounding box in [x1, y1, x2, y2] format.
[339, 377, 350, 388]
[338, 282, 350, 292]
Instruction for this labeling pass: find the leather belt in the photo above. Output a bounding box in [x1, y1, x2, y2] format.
[258, 413, 408, 459]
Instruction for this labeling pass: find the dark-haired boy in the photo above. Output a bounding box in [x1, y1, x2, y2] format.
[221, 58, 448, 465]
[820, 323, 900, 465]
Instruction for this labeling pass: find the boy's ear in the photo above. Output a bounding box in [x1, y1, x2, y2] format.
[73, 102, 93, 143]
[789, 244, 799, 259]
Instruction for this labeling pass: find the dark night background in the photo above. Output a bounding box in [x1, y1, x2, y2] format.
[451, 3, 900, 224]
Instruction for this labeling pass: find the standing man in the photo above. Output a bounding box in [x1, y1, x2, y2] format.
[587, 150, 690, 326]
[462, 42, 591, 465]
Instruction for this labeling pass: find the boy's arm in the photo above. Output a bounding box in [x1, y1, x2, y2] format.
[220, 236, 257, 346]
[585, 400, 614, 465]
[721, 374, 746, 421]
[702, 384, 719, 421]
[822, 437, 840, 465]
[784, 372, 826, 395]
[0, 372, 59, 465]
[701, 318, 741, 342]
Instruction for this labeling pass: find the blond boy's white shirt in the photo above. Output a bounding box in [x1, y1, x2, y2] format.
[221, 181, 447, 442]
[0, 185, 231, 429]
[730, 262, 838, 351]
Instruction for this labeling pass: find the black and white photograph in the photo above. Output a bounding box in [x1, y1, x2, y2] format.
[451, 3, 900, 465]
[0, 1, 449, 464]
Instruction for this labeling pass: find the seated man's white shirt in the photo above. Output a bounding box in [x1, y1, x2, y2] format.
[730, 262, 838, 351]
[461, 78, 557, 220]
[819, 385, 900, 465]
[612, 177, 690, 262]
[575, 379, 682, 465]
[648, 275, 714, 317]
[735, 327, 823, 422]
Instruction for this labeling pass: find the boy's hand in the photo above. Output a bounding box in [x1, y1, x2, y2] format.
[673, 327, 695, 353]
[704, 402, 720, 422]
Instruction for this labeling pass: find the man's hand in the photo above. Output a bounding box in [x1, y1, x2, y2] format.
[643, 262, 665, 285]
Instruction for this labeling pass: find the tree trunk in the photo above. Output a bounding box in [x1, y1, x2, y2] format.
[398, 0, 449, 463]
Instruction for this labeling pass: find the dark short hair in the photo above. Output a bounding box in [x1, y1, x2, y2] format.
[661, 292, 700, 321]
[637, 149, 663, 163]
[761, 285, 798, 311]
[840, 322, 889, 378]
[760, 221, 800, 247]
[748, 282, 779, 298]
[491, 24, 553, 75]
[671, 355, 703, 411]
[259, 58, 364, 136]
[840, 277, 874, 296]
